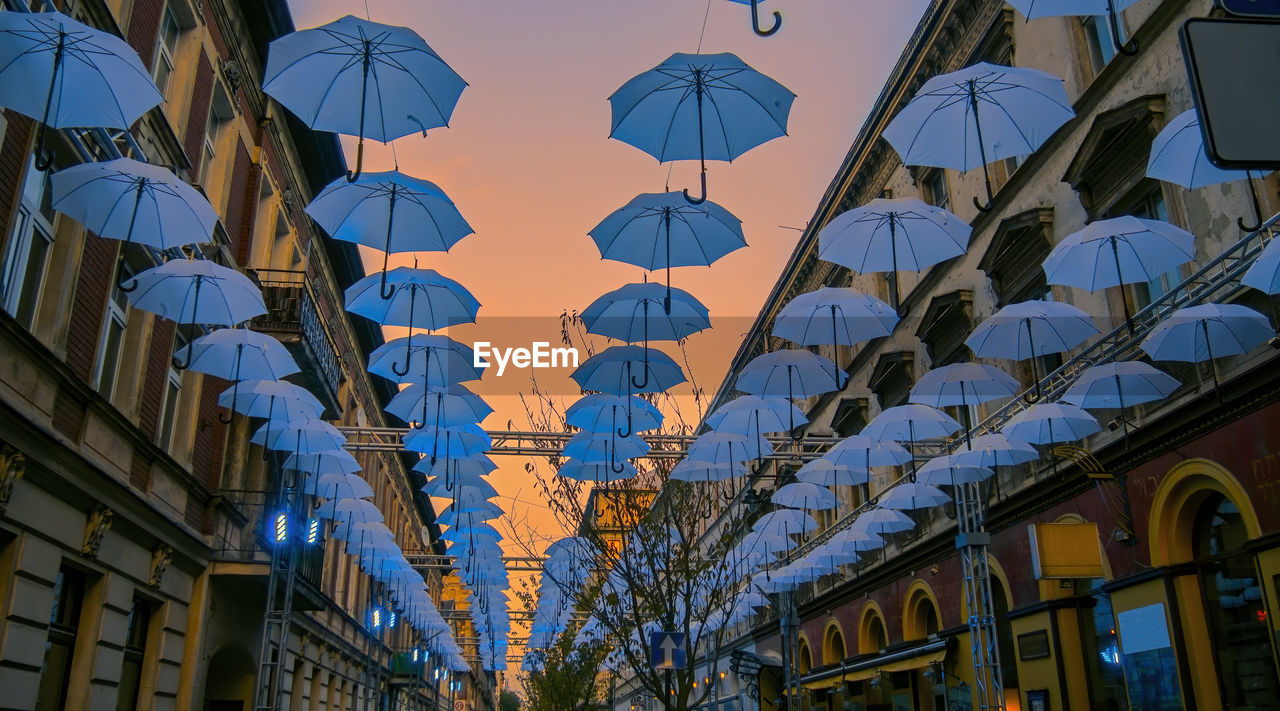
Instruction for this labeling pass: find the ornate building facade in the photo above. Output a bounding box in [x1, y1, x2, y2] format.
[0, 0, 496, 709]
[645, 1, 1280, 710]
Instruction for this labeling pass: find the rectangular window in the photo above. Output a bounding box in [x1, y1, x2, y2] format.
[95, 271, 131, 399]
[157, 367, 182, 450]
[152, 4, 181, 96]
[1083, 15, 1121, 73]
[1, 157, 55, 328]
[35, 566, 85, 711]
[116, 597, 153, 711]
[922, 170, 950, 211]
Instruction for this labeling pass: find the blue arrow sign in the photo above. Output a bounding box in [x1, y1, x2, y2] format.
[650, 630, 687, 670]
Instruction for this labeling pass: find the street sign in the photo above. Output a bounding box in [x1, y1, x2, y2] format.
[649, 630, 687, 670]
[1181, 17, 1280, 169]
[1217, 0, 1280, 18]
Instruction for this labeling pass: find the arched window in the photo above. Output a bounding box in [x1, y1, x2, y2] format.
[797, 639, 813, 675]
[1194, 493, 1280, 707]
[823, 623, 847, 665]
[904, 583, 941, 641]
[859, 606, 888, 656]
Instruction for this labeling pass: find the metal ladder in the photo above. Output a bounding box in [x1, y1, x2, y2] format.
[956, 481, 1004, 711]
[253, 464, 302, 711]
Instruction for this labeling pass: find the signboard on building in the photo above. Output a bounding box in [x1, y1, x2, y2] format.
[1181, 17, 1280, 169]
[1217, 0, 1280, 18]
[649, 631, 687, 670]
[1027, 522, 1105, 579]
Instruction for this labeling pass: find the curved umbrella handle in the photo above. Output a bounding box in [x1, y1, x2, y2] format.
[682, 170, 708, 205]
[1109, 1, 1139, 57]
[391, 293, 419, 377]
[615, 404, 632, 440]
[345, 136, 365, 183]
[630, 353, 650, 391]
[749, 0, 782, 36]
[1238, 171, 1264, 233]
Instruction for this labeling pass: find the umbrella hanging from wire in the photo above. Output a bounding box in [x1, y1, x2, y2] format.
[861, 404, 961, 477]
[1001, 402, 1101, 444]
[772, 287, 898, 354]
[346, 267, 479, 375]
[1005, 0, 1140, 54]
[305, 171, 473, 298]
[566, 394, 663, 434]
[1147, 109, 1263, 231]
[706, 395, 807, 445]
[589, 191, 746, 311]
[263, 15, 466, 181]
[816, 198, 970, 309]
[1140, 303, 1276, 396]
[186, 328, 299, 423]
[1041, 216, 1195, 332]
[570, 345, 686, 399]
[965, 299, 1100, 398]
[583, 282, 711, 343]
[385, 383, 491, 432]
[123, 259, 267, 368]
[882, 62, 1075, 210]
[795, 457, 869, 487]
[51, 158, 219, 287]
[950, 433, 1039, 469]
[724, 0, 782, 36]
[609, 53, 795, 204]
[0, 10, 162, 169]
[909, 362, 1020, 446]
[1061, 360, 1180, 439]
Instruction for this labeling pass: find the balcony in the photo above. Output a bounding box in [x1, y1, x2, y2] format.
[210, 488, 328, 611]
[251, 268, 344, 417]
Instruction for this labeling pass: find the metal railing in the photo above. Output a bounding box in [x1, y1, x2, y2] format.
[253, 268, 345, 403]
[213, 488, 326, 590]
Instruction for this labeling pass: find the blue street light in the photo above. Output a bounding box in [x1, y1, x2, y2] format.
[388, 610, 397, 628]
[306, 518, 320, 544]
[273, 511, 289, 543]
[370, 608, 382, 630]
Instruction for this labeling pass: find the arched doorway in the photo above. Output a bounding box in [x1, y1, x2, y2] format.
[823, 620, 847, 666]
[858, 603, 888, 656]
[203, 644, 255, 711]
[903, 581, 940, 642]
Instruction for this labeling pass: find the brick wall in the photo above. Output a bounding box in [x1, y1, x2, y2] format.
[125, 0, 165, 70]
[184, 53, 214, 175]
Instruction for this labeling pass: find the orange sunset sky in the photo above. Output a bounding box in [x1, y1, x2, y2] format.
[285, 0, 929, 661]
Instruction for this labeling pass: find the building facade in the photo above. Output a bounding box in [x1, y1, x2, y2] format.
[0, 0, 495, 709]
[678, 1, 1280, 710]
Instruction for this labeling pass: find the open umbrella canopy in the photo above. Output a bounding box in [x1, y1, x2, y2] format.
[861, 404, 961, 443]
[52, 158, 218, 253]
[556, 459, 638, 482]
[882, 62, 1074, 173]
[828, 528, 886, 555]
[219, 379, 324, 420]
[1242, 238, 1280, 295]
[284, 449, 361, 476]
[772, 482, 837, 510]
[824, 435, 913, 469]
[772, 288, 899, 347]
[302, 472, 375, 500]
[566, 394, 663, 433]
[1141, 303, 1276, 362]
[317, 497, 384, 524]
[305, 171, 472, 253]
[403, 424, 491, 460]
[950, 433, 1039, 468]
[850, 507, 916, 536]
[751, 509, 818, 536]
[412, 452, 497, 479]
[0, 10, 162, 130]
[707, 395, 807, 436]
[422, 476, 498, 499]
[1042, 217, 1196, 292]
[1061, 361, 1180, 409]
[186, 329, 299, 382]
[909, 362, 1020, 408]
[124, 259, 266, 325]
[581, 283, 711, 342]
[263, 15, 465, 179]
[570, 345, 686, 395]
[915, 455, 995, 486]
[1147, 109, 1250, 190]
[345, 267, 479, 330]
[589, 191, 746, 271]
[368, 334, 481, 386]
[816, 198, 970, 279]
[966, 300, 1099, 360]
[670, 457, 746, 482]
[385, 383, 492, 428]
[879, 482, 950, 510]
[1001, 402, 1101, 444]
[687, 431, 773, 463]
[796, 458, 869, 487]
[251, 418, 347, 453]
[737, 350, 847, 398]
[562, 431, 650, 462]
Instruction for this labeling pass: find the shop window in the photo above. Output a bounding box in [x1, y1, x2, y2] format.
[1194, 493, 1280, 707]
[1064, 96, 1167, 221]
[1076, 580, 1129, 710]
[1, 156, 56, 329]
[35, 566, 86, 711]
[116, 596, 154, 711]
[870, 352, 914, 410]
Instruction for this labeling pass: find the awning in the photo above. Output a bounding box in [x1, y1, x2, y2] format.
[800, 638, 949, 690]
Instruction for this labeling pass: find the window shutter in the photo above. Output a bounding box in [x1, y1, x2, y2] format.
[184, 53, 214, 173]
[126, 0, 166, 70]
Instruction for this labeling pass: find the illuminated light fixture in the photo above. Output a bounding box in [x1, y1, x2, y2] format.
[273, 512, 289, 542]
[306, 518, 320, 544]
[412, 648, 420, 663]
[371, 608, 382, 629]
[388, 610, 397, 628]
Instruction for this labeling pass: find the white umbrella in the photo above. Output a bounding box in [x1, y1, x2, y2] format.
[879, 482, 950, 511]
[1001, 402, 1100, 444]
[263, 15, 466, 180]
[950, 434, 1039, 469]
[862, 404, 961, 443]
[1242, 239, 1280, 295]
[828, 528, 885, 556]
[1147, 109, 1262, 231]
[251, 418, 347, 454]
[302, 472, 374, 500]
[0, 11, 162, 168]
[916, 455, 995, 486]
[1042, 217, 1196, 331]
[707, 395, 807, 438]
[688, 431, 773, 463]
[909, 362, 1021, 439]
[317, 497, 384, 524]
[1140, 303, 1275, 393]
[796, 458, 869, 487]
[1062, 361, 1180, 409]
[824, 435, 912, 472]
[751, 510, 818, 537]
[965, 300, 1100, 397]
[1005, 1, 1140, 54]
[815, 199, 970, 307]
[850, 507, 916, 537]
[124, 259, 265, 324]
[670, 458, 746, 482]
[771, 482, 837, 510]
[557, 459, 637, 483]
[772, 287, 899, 349]
[882, 62, 1075, 209]
[284, 449, 361, 476]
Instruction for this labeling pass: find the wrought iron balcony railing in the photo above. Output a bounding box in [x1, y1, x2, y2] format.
[251, 268, 345, 416]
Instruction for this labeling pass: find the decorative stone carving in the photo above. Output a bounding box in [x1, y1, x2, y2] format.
[82, 506, 113, 558]
[149, 545, 173, 589]
[0, 444, 26, 516]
